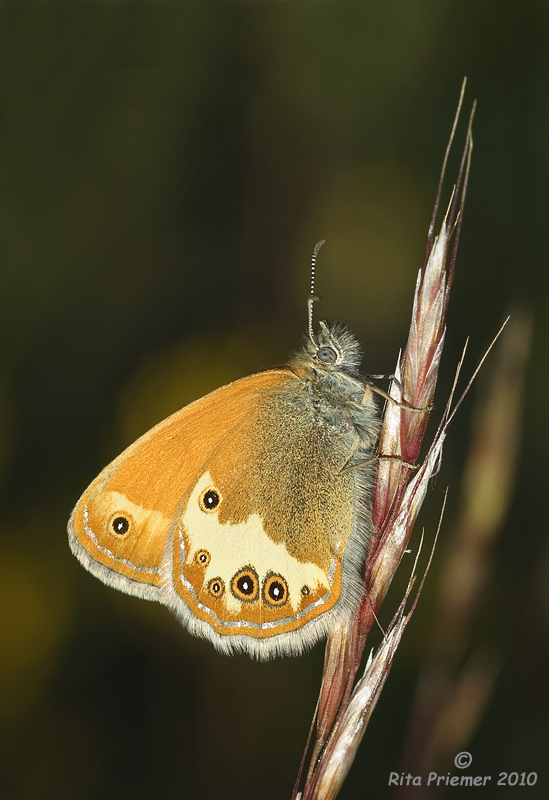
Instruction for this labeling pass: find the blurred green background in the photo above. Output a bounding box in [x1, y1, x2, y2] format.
[1, 2, 547, 798]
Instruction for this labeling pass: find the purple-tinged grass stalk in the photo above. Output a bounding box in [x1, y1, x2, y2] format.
[396, 311, 532, 795]
[309, 521, 443, 800]
[292, 82, 475, 800]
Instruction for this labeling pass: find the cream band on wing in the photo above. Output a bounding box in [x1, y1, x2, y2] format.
[177, 525, 338, 633]
[181, 472, 332, 615]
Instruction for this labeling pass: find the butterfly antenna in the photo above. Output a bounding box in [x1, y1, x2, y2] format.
[308, 239, 325, 346]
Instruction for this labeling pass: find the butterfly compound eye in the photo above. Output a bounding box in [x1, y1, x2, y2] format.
[316, 345, 337, 364]
[109, 514, 131, 536]
[199, 487, 221, 513]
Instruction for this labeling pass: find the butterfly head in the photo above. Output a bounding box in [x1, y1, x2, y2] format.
[291, 321, 363, 388]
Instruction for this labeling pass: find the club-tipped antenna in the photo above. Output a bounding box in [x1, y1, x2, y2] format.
[308, 239, 325, 345]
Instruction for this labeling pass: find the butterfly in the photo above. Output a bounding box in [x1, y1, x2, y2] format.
[68, 244, 381, 659]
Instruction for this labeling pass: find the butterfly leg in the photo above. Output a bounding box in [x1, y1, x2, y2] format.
[364, 382, 432, 414]
[338, 452, 419, 476]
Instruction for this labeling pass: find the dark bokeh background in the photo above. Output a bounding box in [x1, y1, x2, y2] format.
[1, 2, 547, 799]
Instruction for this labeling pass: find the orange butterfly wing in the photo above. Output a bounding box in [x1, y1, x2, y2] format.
[69, 365, 364, 657]
[68, 370, 297, 601]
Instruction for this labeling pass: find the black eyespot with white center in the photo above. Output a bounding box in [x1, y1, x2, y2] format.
[230, 566, 259, 603]
[199, 487, 221, 513]
[263, 573, 289, 607]
[207, 577, 225, 599]
[194, 549, 211, 567]
[316, 345, 337, 364]
[301, 585, 310, 597]
[109, 513, 132, 537]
